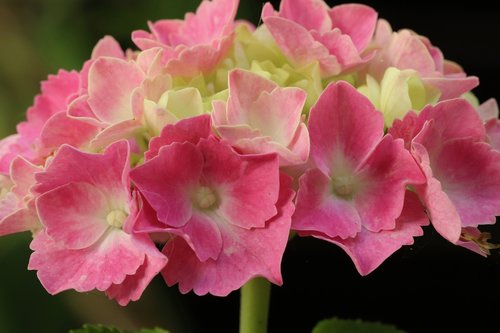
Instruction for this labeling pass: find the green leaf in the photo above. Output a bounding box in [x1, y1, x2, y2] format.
[312, 317, 406, 333]
[69, 325, 122, 333]
[69, 324, 170, 333]
[137, 329, 170, 333]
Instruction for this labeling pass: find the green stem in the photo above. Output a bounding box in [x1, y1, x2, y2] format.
[239, 278, 271, 333]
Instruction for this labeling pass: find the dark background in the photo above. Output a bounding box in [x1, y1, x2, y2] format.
[0, 1, 498, 332]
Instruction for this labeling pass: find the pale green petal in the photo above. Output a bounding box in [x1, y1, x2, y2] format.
[166, 88, 204, 120]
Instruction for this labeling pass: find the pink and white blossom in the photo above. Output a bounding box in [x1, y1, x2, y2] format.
[212, 69, 309, 166]
[29, 141, 167, 305]
[262, 0, 377, 77]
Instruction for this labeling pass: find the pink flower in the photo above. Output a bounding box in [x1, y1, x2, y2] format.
[477, 98, 500, 151]
[132, 0, 239, 76]
[28, 141, 167, 305]
[314, 192, 428, 275]
[390, 99, 500, 244]
[0, 61, 102, 171]
[292, 82, 425, 274]
[0, 157, 41, 236]
[130, 123, 292, 295]
[212, 69, 309, 166]
[367, 20, 478, 100]
[262, 0, 377, 77]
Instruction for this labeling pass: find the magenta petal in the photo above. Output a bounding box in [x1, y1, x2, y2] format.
[308, 82, 384, 175]
[293, 168, 361, 239]
[329, 4, 377, 52]
[29, 230, 145, 294]
[105, 234, 167, 306]
[354, 135, 425, 232]
[198, 138, 280, 229]
[162, 173, 294, 296]
[412, 142, 462, 243]
[145, 114, 212, 161]
[417, 99, 486, 144]
[130, 142, 202, 227]
[325, 191, 429, 275]
[174, 212, 223, 262]
[434, 140, 500, 227]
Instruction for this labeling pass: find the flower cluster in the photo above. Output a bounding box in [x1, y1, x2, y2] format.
[1, 0, 498, 305]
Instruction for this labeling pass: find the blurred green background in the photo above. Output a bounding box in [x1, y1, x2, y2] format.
[1, 1, 499, 333]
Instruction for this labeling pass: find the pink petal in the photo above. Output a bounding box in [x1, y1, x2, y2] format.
[263, 16, 337, 73]
[105, 234, 167, 306]
[67, 95, 103, 127]
[325, 191, 429, 275]
[146, 114, 212, 161]
[0, 135, 22, 174]
[329, 4, 377, 52]
[130, 142, 202, 228]
[412, 141, 462, 243]
[311, 29, 360, 67]
[35, 141, 130, 195]
[18, 70, 80, 141]
[40, 112, 99, 151]
[391, 99, 485, 153]
[198, 138, 280, 229]
[433, 139, 500, 227]
[170, 0, 237, 46]
[354, 135, 425, 232]
[0, 203, 40, 236]
[90, 119, 143, 151]
[171, 212, 223, 262]
[308, 81, 384, 175]
[162, 173, 294, 296]
[165, 39, 233, 77]
[247, 86, 306, 146]
[36, 182, 111, 249]
[87, 57, 144, 124]
[278, 0, 332, 33]
[293, 168, 361, 239]
[386, 30, 436, 77]
[422, 76, 479, 101]
[227, 69, 278, 124]
[91, 36, 125, 60]
[29, 230, 145, 294]
[478, 98, 499, 122]
[485, 119, 500, 151]
[0, 191, 17, 224]
[10, 156, 40, 197]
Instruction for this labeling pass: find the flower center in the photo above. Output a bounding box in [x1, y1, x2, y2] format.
[331, 176, 355, 200]
[106, 209, 128, 228]
[192, 186, 219, 211]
